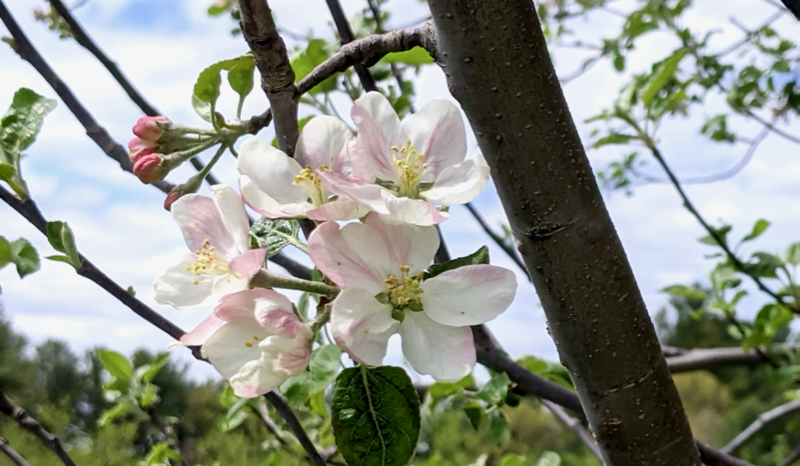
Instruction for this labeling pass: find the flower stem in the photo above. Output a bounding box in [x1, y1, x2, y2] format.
[251, 269, 339, 297]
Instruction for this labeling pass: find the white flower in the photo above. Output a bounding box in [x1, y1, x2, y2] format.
[180, 289, 313, 398]
[155, 185, 267, 309]
[238, 116, 368, 221]
[320, 92, 490, 226]
[307, 215, 517, 381]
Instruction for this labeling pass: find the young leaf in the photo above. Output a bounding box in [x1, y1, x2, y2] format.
[281, 345, 342, 405]
[332, 366, 421, 466]
[97, 349, 134, 383]
[98, 403, 129, 427]
[4, 237, 40, 278]
[476, 372, 510, 406]
[45, 221, 81, 269]
[1, 88, 57, 152]
[292, 39, 337, 94]
[641, 49, 687, 106]
[536, 451, 562, 466]
[463, 400, 485, 430]
[191, 94, 214, 122]
[487, 410, 510, 446]
[193, 58, 238, 106]
[424, 245, 489, 280]
[783, 242, 800, 265]
[227, 54, 255, 100]
[428, 374, 474, 403]
[743, 252, 782, 279]
[742, 219, 770, 242]
[660, 284, 707, 301]
[380, 47, 434, 65]
[698, 224, 731, 247]
[250, 217, 301, 256]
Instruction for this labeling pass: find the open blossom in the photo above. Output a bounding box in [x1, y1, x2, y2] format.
[308, 215, 517, 381]
[155, 185, 267, 309]
[180, 289, 313, 397]
[238, 116, 367, 221]
[320, 92, 490, 226]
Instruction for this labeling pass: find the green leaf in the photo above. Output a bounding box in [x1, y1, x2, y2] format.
[0, 236, 10, 268]
[463, 400, 485, 430]
[783, 242, 800, 265]
[380, 47, 434, 65]
[292, 39, 337, 95]
[660, 284, 707, 301]
[228, 54, 255, 100]
[250, 217, 302, 256]
[424, 246, 489, 280]
[1, 88, 57, 152]
[698, 224, 731, 247]
[743, 252, 783, 279]
[281, 345, 342, 405]
[501, 455, 528, 466]
[592, 132, 636, 148]
[45, 221, 81, 269]
[476, 372, 510, 406]
[742, 219, 770, 242]
[642, 49, 687, 106]
[487, 410, 510, 446]
[428, 374, 474, 403]
[332, 366, 421, 466]
[536, 451, 561, 466]
[135, 353, 169, 383]
[8, 238, 39, 278]
[98, 403, 129, 427]
[191, 94, 214, 122]
[97, 349, 134, 383]
[147, 443, 182, 465]
[193, 58, 238, 106]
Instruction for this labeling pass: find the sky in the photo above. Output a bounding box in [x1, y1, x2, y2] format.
[1, 0, 799, 383]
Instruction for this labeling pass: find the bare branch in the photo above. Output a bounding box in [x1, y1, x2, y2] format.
[722, 399, 800, 454]
[668, 345, 796, 373]
[779, 444, 800, 466]
[324, 0, 378, 92]
[540, 399, 602, 460]
[366, 0, 415, 112]
[0, 438, 31, 466]
[263, 392, 326, 466]
[464, 203, 528, 277]
[0, 391, 76, 466]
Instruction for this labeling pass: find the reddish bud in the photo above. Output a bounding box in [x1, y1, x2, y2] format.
[133, 154, 168, 184]
[164, 188, 183, 211]
[128, 137, 159, 162]
[132, 116, 170, 141]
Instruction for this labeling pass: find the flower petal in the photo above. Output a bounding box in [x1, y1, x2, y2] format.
[295, 116, 353, 171]
[331, 288, 399, 366]
[318, 171, 389, 214]
[399, 311, 475, 382]
[307, 221, 392, 293]
[421, 154, 490, 206]
[211, 185, 251, 255]
[214, 288, 274, 323]
[229, 248, 267, 279]
[402, 99, 467, 177]
[261, 333, 312, 375]
[180, 312, 225, 346]
[381, 191, 449, 226]
[352, 92, 402, 182]
[155, 254, 217, 309]
[237, 138, 307, 205]
[240, 176, 312, 219]
[202, 319, 269, 381]
[421, 264, 517, 327]
[364, 214, 439, 274]
[227, 358, 288, 398]
[306, 198, 370, 222]
[172, 194, 237, 258]
[209, 273, 252, 305]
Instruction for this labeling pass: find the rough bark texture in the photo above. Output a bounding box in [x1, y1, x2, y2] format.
[425, 1, 699, 465]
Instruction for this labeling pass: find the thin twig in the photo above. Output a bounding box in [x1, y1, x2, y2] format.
[541, 399, 602, 460]
[366, 0, 415, 112]
[779, 444, 800, 466]
[464, 202, 528, 277]
[0, 391, 76, 466]
[263, 392, 326, 466]
[667, 344, 796, 373]
[324, 0, 379, 92]
[722, 399, 800, 454]
[0, 438, 31, 466]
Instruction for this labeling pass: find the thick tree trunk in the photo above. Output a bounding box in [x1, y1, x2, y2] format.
[424, 2, 700, 465]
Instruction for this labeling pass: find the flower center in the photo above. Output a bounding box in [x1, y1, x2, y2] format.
[376, 265, 425, 322]
[243, 334, 262, 348]
[293, 165, 329, 206]
[186, 239, 230, 280]
[391, 142, 427, 198]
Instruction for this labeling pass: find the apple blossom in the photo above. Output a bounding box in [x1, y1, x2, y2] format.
[237, 116, 367, 221]
[320, 92, 490, 226]
[133, 115, 170, 141]
[132, 153, 168, 183]
[154, 185, 267, 309]
[308, 215, 517, 381]
[180, 289, 313, 398]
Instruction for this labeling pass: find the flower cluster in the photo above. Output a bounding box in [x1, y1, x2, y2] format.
[149, 92, 517, 397]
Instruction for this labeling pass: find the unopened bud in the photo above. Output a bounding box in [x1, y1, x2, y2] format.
[133, 154, 168, 184]
[128, 137, 158, 163]
[132, 116, 171, 141]
[164, 172, 204, 211]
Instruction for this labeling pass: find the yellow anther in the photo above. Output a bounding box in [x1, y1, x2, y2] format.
[292, 166, 328, 206]
[383, 264, 425, 317]
[186, 239, 229, 276]
[399, 265, 410, 273]
[244, 341, 254, 348]
[191, 279, 199, 285]
[253, 335, 261, 341]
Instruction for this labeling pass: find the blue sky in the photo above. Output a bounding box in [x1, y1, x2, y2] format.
[1, 0, 799, 382]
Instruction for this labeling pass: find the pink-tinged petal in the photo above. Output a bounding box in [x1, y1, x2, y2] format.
[261, 334, 312, 375]
[211, 185, 251, 255]
[133, 116, 169, 141]
[402, 99, 467, 176]
[306, 198, 370, 222]
[155, 254, 217, 309]
[399, 311, 475, 382]
[229, 249, 267, 278]
[237, 138, 307, 205]
[337, 139, 364, 177]
[364, 214, 439, 274]
[180, 312, 225, 346]
[331, 288, 399, 366]
[421, 154, 490, 206]
[209, 273, 252, 305]
[214, 288, 274, 323]
[240, 176, 310, 219]
[352, 92, 402, 182]
[295, 116, 353, 170]
[128, 137, 158, 160]
[201, 319, 268, 380]
[259, 311, 306, 338]
[319, 171, 389, 214]
[381, 191, 449, 226]
[172, 193, 238, 258]
[308, 221, 393, 293]
[421, 264, 517, 327]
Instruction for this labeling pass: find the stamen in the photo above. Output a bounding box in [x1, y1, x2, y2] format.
[185, 240, 229, 276]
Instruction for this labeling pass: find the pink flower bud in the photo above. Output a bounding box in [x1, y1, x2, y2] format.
[132, 116, 170, 142]
[128, 137, 158, 163]
[133, 154, 168, 184]
[164, 188, 182, 211]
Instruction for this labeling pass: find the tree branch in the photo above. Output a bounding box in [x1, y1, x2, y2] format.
[0, 391, 76, 466]
[0, 438, 31, 466]
[721, 399, 800, 454]
[0, 1, 174, 194]
[540, 398, 602, 460]
[324, 0, 378, 93]
[366, 0, 415, 112]
[667, 345, 795, 373]
[779, 444, 800, 466]
[464, 203, 528, 277]
[263, 392, 326, 466]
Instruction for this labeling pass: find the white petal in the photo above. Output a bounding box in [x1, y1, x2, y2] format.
[399, 311, 475, 382]
[154, 254, 216, 309]
[381, 191, 449, 226]
[172, 194, 237, 258]
[180, 312, 224, 346]
[210, 185, 251, 255]
[261, 333, 312, 376]
[364, 214, 439, 274]
[402, 99, 467, 177]
[421, 154, 490, 206]
[307, 221, 392, 293]
[240, 176, 311, 219]
[421, 265, 517, 327]
[331, 288, 399, 366]
[229, 249, 267, 278]
[295, 116, 353, 170]
[237, 138, 307, 205]
[306, 198, 370, 222]
[203, 319, 269, 382]
[214, 288, 273, 323]
[319, 171, 389, 214]
[228, 358, 288, 398]
[352, 92, 402, 182]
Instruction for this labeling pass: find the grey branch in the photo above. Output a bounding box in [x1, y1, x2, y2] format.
[0, 438, 31, 466]
[667, 345, 796, 374]
[0, 391, 76, 466]
[463, 203, 528, 277]
[779, 444, 800, 466]
[324, 0, 378, 92]
[721, 399, 800, 454]
[541, 399, 602, 460]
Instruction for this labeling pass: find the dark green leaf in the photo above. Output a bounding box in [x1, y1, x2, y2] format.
[281, 345, 342, 405]
[135, 353, 169, 383]
[332, 366, 420, 466]
[45, 221, 81, 269]
[742, 219, 770, 242]
[250, 217, 302, 256]
[742, 252, 782, 279]
[380, 47, 434, 65]
[642, 49, 687, 106]
[98, 349, 134, 383]
[476, 372, 510, 406]
[487, 410, 510, 446]
[9, 238, 39, 278]
[424, 246, 489, 280]
[463, 400, 485, 430]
